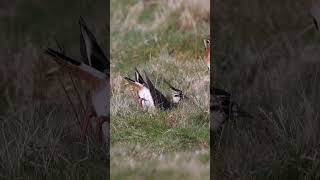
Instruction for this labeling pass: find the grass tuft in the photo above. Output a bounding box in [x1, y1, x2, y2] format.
[111, 0, 209, 179]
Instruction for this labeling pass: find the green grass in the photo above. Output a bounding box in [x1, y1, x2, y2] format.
[111, 0, 209, 179]
[112, 111, 208, 152]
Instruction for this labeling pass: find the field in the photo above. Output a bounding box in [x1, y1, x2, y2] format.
[0, 0, 108, 179]
[2, 0, 316, 179]
[110, 0, 210, 179]
[212, 0, 320, 179]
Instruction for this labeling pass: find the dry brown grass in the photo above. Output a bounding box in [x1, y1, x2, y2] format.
[212, 0, 320, 179]
[111, 48, 209, 115]
[111, 144, 209, 180]
[0, 0, 108, 178]
[111, 0, 209, 179]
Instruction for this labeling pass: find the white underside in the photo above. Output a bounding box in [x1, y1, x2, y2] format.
[90, 83, 109, 144]
[207, 53, 210, 69]
[139, 87, 155, 110]
[80, 64, 106, 80]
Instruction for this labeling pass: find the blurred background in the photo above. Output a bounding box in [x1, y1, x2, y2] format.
[213, 0, 320, 179]
[0, 0, 108, 179]
[110, 0, 209, 179]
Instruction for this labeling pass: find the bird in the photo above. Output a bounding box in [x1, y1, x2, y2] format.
[44, 17, 109, 145]
[203, 37, 210, 70]
[204, 36, 251, 130]
[123, 69, 186, 111]
[123, 69, 155, 110]
[211, 87, 252, 131]
[163, 79, 189, 104]
[306, 0, 320, 30]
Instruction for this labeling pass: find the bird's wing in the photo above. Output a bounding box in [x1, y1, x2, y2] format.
[79, 17, 109, 73]
[143, 71, 171, 109]
[123, 76, 144, 91]
[134, 67, 146, 85]
[45, 48, 106, 86]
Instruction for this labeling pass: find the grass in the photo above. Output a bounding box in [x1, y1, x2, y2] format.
[111, 0, 209, 179]
[212, 0, 320, 179]
[0, 0, 108, 179]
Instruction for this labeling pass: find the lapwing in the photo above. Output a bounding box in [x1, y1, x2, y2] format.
[163, 79, 188, 104]
[203, 37, 210, 70]
[211, 88, 252, 131]
[44, 17, 109, 145]
[123, 69, 185, 110]
[123, 68, 154, 110]
[307, 0, 320, 30]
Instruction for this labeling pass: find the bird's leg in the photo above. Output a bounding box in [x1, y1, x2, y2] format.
[138, 98, 147, 108]
[80, 105, 97, 141]
[96, 116, 109, 144]
[136, 97, 144, 108]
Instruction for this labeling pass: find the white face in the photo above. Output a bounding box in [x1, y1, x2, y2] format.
[172, 94, 181, 103]
[203, 39, 210, 49]
[172, 91, 183, 104]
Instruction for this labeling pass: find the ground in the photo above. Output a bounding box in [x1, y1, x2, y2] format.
[110, 0, 210, 179]
[0, 0, 108, 179]
[212, 0, 320, 179]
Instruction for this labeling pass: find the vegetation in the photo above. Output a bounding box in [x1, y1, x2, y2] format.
[212, 0, 320, 179]
[0, 0, 108, 179]
[110, 0, 209, 179]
